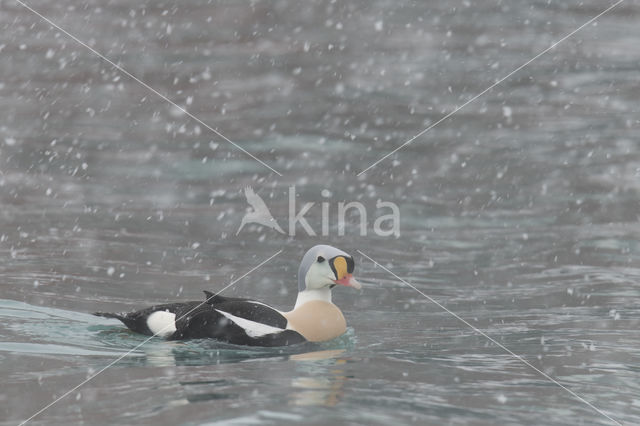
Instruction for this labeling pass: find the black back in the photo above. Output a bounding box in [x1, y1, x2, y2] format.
[170, 303, 305, 346]
[94, 293, 304, 346]
[203, 291, 288, 328]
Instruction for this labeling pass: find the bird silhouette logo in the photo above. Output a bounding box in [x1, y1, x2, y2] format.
[236, 186, 285, 235]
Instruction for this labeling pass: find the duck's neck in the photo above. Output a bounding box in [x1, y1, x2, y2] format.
[293, 287, 332, 309]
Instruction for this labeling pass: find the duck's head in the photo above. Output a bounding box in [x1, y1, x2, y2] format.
[298, 245, 361, 292]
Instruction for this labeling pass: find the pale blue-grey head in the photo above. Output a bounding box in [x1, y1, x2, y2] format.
[297, 244, 359, 292]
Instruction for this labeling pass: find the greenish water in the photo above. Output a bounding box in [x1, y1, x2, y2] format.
[2, 0, 640, 425]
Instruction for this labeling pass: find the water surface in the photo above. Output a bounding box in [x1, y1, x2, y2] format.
[1, 0, 639, 425]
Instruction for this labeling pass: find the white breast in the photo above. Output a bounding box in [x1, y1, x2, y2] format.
[215, 309, 283, 337]
[147, 310, 177, 338]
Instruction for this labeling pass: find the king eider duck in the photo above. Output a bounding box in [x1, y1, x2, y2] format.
[94, 245, 361, 347]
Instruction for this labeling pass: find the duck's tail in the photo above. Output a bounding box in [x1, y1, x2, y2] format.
[93, 311, 126, 321]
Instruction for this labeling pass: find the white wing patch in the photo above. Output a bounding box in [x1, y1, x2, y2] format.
[147, 310, 177, 338]
[215, 309, 283, 338]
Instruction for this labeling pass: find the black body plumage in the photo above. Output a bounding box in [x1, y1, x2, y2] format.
[94, 292, 305, 347]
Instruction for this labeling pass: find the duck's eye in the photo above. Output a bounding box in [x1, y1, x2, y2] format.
[317, 256, 325, 263]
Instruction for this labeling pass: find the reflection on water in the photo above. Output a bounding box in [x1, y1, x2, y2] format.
[289, 350, 347, 407]
[0, 301, 356, 422]
[2, 0, 640, 424]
